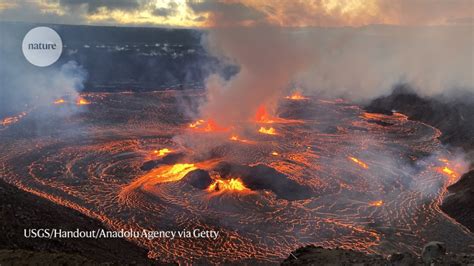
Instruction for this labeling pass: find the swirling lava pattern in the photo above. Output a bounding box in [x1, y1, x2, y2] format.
[0, 91, 472, 263]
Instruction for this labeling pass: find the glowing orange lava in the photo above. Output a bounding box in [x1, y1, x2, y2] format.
[76, 97, 91, 105]
[229, 135, 253, 144]
[1, 117, 16, 126]
[438, 158, 449, 163]
[156, 163, 197, 183]
[189, 119, 205, 128]
[1, 112, 27, 127]
[348, 156, 369, 169]
[369, 200, 383, 207]
[361, 112, 386, 120]
[122, 163, 199, 195]
[258, 127, 277, 135]
[271, 151, 279, 156]
[362, 112, 408, 122]
[285, 92, 308, 100]
[255, 105, 275, 123]
[122, 160, 222, 195]
[254, 104, 301, 124]
[438, 166, 459, 182]
[436, 158, 464, 183]
[54, 99, 66, 104]
[188, 119, 228, 132]
[153, 148, 172, 157]
[208, 178, 249, 193]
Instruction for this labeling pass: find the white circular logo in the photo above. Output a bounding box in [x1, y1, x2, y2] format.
[22, 27, 63, 67]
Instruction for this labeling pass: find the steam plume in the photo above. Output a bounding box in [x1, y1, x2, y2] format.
[200, 24, 473, 122]
[0, 25, 87, 117]
[200, 27, 310, 125]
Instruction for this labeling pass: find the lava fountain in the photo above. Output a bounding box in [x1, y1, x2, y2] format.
[208, 178, 250, 193]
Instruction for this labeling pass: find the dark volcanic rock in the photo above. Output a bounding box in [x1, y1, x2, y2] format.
[0, 179, 156, 264]
[365, 85, 474, 151]
[0, 249, 95, 265]
[282, 244, 474, 265]
[421, 241, 446, 264]
[367, 85, 474, 232]
[182, 169, 213, 189]
[140, 152, 186, 171]
[364, 106, 393, 116]
[441, 170, 474, 232]
[214, 162, 313, 200]
[388, 252, 417, 265]
[367, 119, 394, 127]
[281, 245, 386, 265]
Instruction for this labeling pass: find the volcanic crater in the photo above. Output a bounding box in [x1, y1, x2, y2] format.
[0, 90, 472, 264]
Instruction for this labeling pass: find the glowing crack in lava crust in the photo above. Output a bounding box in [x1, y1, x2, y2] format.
[0, 90, 473, 264]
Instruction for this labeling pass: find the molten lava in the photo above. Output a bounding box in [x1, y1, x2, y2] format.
[436, 158, 464, 183]
[54, 99, 66, 104]
[208, 178, 249, 193]
[255, 105, 275, 123]
[229, 135, 253, 144]
[254, 104, 302, 125]
[188, 119, 228, 132]
[76, 97, 91, 105]
[153, 148, 172, 157]
[438, 166, 459, 182]
[369, 200, 383, 207]
[348, 156, 369, 169]
[158, 163, 197, 182]
[203, 119, 224, 132]
[122, 160, 222, 197]
[1, 117, 16, 126]
[7, 90, 474, 264]
[285, 92, 308, 100]
[258, 127, 277, 135]
[189, 119, 205, 128]
[1, 112, 27, 127]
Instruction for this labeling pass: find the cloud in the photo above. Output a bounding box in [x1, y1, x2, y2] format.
[188, 1, 266, 26]
[0, 0, 88, 25]
[376, 0, 474, 26]
[59, 0, 147, 14]
[185, 0, 474, 28]
[195, 0, 473, 127]
[294, 25, 474, 101]
[0, 0, 473, 28]
[152, 1, 178, 17]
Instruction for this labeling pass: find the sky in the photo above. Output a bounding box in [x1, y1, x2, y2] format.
[0, 0, 473, 28]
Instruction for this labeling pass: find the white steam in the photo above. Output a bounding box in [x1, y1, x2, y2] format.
[200, 27, 310, 125]
[200, 25, 473, 123]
